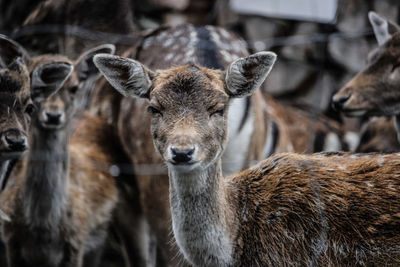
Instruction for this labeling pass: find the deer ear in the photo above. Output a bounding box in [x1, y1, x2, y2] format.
[225, 52, 276, 98]
[369, 11, 400, 45]
[31, 62, 73, 100]
[93, 54, 154, 98]
[76, 44, 116, 80]
[0, 34, 30, 68]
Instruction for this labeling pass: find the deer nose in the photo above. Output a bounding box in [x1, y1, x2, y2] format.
[45, 112, 62, 125]
[332, 94, 350, 111]
[3, 130, 27, 152]
[171, 147, 195, 164]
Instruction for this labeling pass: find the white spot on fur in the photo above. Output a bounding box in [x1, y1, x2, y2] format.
[350, 154, 360, 159]
[157, 32, 167, 41]
[173, 29, 183, 37]
[219, 28, 231, 39]
[220, 50, 233, 63]
[178, 36, 189, 45]
[165, 53, 174, 61]
[142, 37, 154, 49]
[163, 38, 174, 47]
[365, 182, 374, 188]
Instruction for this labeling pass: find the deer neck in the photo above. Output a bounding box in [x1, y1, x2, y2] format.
[169, 160, 236, 266]
[22, 126, 69, 228]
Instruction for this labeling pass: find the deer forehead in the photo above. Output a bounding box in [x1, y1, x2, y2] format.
[151, 65, 228, 106]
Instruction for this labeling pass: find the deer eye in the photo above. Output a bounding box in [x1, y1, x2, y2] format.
[210, 109, 224, 117]
[209, 104, 225, 117]
[147, 106, 162, 117]
[25, 103, 35, 116]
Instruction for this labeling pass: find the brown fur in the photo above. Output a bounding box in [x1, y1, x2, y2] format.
[229, 151, 400, 266]
[0, 47, 118, 266]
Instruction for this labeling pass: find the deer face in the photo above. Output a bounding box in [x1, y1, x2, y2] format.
[30, 44, 115, 130]
[94, 51, 276, 173]
[0, 60, 32, 159]
[148, 66, 229, 172]
[0, 35, 34, 159]
[332, 12, 400, 117]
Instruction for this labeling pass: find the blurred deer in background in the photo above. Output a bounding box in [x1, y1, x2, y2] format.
[0, 36, 34, 197]
[333, 11, 400, 151]
[96, 51, 400, 266]
[0, 44, 119, 267]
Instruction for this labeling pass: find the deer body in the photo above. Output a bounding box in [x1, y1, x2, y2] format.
[95, 50, 400, 266]
[170, 151, 400, 266]
[95, 24, 343, 266]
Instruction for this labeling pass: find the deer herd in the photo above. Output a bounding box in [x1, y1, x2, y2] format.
[0, 1, 399, 265]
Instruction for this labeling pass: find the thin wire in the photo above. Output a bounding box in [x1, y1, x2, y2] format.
[4, 24, 374, 51]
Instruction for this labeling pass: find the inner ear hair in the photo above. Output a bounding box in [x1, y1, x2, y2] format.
[93, 54, 154, 99]
[225, 51, 276, 98]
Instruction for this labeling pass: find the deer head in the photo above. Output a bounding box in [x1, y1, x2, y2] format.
[94, 52, 276, 172]
[332, 11, 400, 117]
[29, 44, 115, 130]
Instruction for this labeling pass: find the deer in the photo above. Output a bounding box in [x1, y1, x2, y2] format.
[0, 43, 120, 267]
[332, 11, 400, 148]
[95, 50, 400, 266]
[0, 34, 90, 198]
[90, 24, 346, 266]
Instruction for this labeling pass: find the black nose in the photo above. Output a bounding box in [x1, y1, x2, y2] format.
[4, 130, 27, 151]
[171, 147, 195, 164]
[45, 112, 62, 125]
[332, 94, 350, 111]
